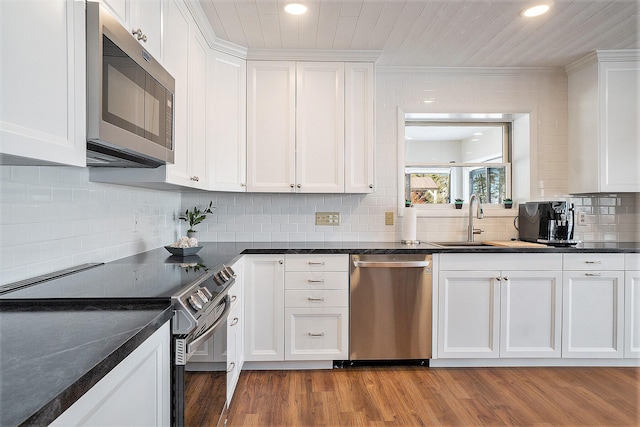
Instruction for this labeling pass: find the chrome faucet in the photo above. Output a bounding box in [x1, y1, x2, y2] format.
[467, 193, 484, 241]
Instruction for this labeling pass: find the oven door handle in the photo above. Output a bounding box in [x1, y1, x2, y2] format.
[353, 261, 430, 268]
[186, 295, 232, 356]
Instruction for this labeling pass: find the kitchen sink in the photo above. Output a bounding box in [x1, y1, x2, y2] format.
[430, 241, 493, 248]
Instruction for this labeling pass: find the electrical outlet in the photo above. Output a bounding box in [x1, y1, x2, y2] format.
[315, 212, 340, 226]
[578, 211, 587, 225]
[385, 211, 394, 225]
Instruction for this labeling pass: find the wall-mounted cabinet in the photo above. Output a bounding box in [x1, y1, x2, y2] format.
[101, 0, 163, 61]
[247, 61, 374, 194]
[567, 50, 640, 193]
[0, 0, 86, 167]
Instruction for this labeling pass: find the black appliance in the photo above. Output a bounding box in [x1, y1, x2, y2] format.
[518, 201, 579, 246]
[0, 247, 236, 427]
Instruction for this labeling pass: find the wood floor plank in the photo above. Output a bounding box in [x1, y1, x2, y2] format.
[185, 366, 640, 427]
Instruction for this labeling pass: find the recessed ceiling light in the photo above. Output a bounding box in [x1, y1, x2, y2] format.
[284, 3, 307, 15]
[521, 3, 552, 17]
[471, 139, 480, 142]
[473, 132, 483, 136]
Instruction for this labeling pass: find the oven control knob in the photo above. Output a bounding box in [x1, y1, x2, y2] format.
[223, 266, 236, 278]
[218, 270, 230, 282]
[187, 294, 203, 311]
[200, 287, 213, 300]
[196, 289, 209, 304]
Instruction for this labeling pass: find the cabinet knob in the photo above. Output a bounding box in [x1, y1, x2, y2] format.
[132, 28, 143, 39]
[369, 184, 373, 189]
[297, 184, 301, 188]
[230, 317, 239, 326]
[496, 277, 502, 281]
[503, 276, 509, 281]
[190, 176, 199, 182]
[278, 259, 284, 264]
[290, 184, 295, 188]
[240, 183, 246, 187]
[226, 362, 236, 373]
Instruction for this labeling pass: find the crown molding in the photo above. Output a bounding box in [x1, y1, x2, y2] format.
[376, 66, 564, 75]
[246, 49, 381, 62]
[183, 0, 248, 58]
[565, 49, 640, 74]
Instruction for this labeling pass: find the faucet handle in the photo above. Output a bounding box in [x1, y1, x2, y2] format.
[473, 228, 484, 235]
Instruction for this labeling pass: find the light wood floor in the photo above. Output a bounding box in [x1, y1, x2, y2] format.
[186, 366, 640, 426]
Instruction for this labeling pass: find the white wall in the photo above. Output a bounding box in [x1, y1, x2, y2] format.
[0, 166, 180, 285]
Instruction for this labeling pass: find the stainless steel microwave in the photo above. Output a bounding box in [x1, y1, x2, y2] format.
[86, 2, 174, 168]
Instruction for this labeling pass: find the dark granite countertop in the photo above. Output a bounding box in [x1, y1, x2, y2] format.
[0, 239, 637, 426]
[0, 302, 173, 426]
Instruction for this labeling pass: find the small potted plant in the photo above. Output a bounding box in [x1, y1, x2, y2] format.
[179, 201, 215, 238]
[503, 198, 513, 209]
[454, 198, 463, 209]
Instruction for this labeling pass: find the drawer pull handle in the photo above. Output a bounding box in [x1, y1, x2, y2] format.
[586, 272, 603, 277]
[308, 332, 325, 337]
[585, 261, 602, 264]
[307, 297, 325, 302]
[308, 262, 325, 265]
[308, 279, 325, 283]
[226, 362, 235, 373]
[230, 317, 239, 326]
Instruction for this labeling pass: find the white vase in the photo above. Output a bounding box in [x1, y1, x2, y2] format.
[187, 230, 197, 239]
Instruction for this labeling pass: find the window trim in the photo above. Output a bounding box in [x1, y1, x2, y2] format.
[397, 108, 532, 218]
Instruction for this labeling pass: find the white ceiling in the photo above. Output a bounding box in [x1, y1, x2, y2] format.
[197, 0, 639, 67]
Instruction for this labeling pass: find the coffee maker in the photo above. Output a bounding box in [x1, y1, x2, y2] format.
[518, 201, 578, 246]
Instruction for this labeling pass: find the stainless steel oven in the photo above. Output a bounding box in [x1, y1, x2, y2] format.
[172, 266, 235, 427]
[86, 2, 174, 168]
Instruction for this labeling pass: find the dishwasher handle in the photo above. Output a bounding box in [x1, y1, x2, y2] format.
[353, 260, 430, 268]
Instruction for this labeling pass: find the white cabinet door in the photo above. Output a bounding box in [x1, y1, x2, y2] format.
[567, 52, 640, 193]
[625, 271, 640, 358]
[51, 323, 170, 426]
[295, 62, 345, 193]
[246, 61, 296, 192]
[438, 271, 500, 358]
[284, 307, 348, 360]
[208, 51, 247, 192]
[345, 62, 375, 193]
[130, 0, 163, 61]
[0, 0, 86, 167]
[244, 255, 285, 361]
[102, 0, 162, 61]
[562, 271, 624, 358]
[163, 0, 191, 184]
[185, 29, 209, 189]
[500, 271, 562, 358]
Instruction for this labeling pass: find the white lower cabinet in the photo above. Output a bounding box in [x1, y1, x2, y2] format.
[625, 270, 640, 358]
[51, 322, 170, 426]
[562, 270, 625, 358]
[437, 254, 563, 359]
[500, 271, 562, 358]
[438, 271, 500, 358]
[243, 255, 285, 361]
[244, 254, 349, 364]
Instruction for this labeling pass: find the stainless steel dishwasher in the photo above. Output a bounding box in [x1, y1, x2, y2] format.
[350, 254, 432, 361]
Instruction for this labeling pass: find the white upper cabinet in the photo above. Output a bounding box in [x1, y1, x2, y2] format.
[247, 61, 297, 192]
[295, 62, 345, 193]
[207, 51, 247, 192]
[247, 60, 375, 194]
[101, 0, 163, 61]
[0, 0, 86, 167]
[567, 50, 640, 193]
[345, 63, 375, 193]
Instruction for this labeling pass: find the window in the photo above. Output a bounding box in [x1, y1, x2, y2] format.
[401, 115, 512, 207]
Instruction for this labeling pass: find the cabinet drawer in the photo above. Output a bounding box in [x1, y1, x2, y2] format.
[285, 289, 348, 308]
[563, 254, 624, 270]
[285, 254, 348, 272]
[285, 271, 348, 290]
[285, 307, 348, 360]
[626, 254, 640, 270]
[439, 253, 562, 271]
